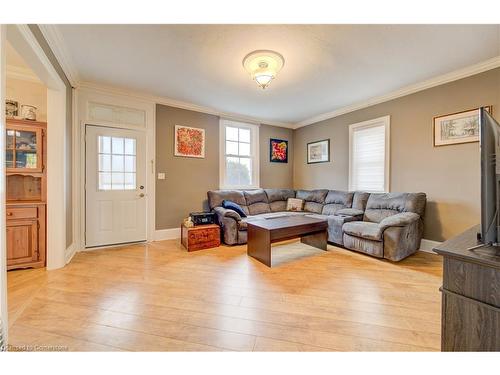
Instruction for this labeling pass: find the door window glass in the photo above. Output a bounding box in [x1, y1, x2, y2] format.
[98, 136, 136, 190]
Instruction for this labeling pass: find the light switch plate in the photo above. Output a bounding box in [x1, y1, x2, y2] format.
[157, 172, 165, 180]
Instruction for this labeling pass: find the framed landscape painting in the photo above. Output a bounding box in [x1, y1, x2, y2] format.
[307, 139, 330, 164]
[174, 125, 205, 158]
[433, 106, 492, 147]
[270, 138, 288, 163]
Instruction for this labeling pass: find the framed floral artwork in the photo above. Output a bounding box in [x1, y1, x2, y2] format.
[174, 125, 205, 158]
[270, 138, 288, 163]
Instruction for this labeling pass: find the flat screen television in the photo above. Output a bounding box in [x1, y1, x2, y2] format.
[478, 107, 500, 247]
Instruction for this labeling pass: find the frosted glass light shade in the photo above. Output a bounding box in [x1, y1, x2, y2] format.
[243, 50, 284, 89]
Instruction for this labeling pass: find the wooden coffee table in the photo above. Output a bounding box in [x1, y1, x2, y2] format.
[247, 215, 328, 267]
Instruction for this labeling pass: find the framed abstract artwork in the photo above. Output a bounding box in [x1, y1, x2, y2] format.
[307, 139, 330, 164]
[270, 138, 288, 163]
[433, 106, 492, 147]
[174, 125, 205, 158]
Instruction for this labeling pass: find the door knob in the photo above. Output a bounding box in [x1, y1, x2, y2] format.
[139, 193, 145, 198]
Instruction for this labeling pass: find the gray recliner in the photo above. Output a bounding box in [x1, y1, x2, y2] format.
[342, 192, 426, 261]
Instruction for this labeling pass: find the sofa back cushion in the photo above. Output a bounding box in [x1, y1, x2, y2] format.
[207, 190, 249, 215]
[296, 189, 329, 213]
[244, 189, 271, 215]
[352, 191, 370, 211]
[264, 189, 296, 212]
[363, 192, 427, 223]
[322, 190, 354, 215]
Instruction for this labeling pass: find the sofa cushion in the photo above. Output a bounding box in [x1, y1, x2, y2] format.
[352, 191, 370, 211]
[304, 202, 324, 214]
[244, 189, 271, 215]
[363, 192, 426, 223]
[222, 200, 247, 218]
[324, 190, 354, 205]
[264, 189, 296, 202]
[296, 189, 329, 203]
[244, 189, 268, 205]
[321, 190, 354, 215]
[269, 200, 287, 212]
[248, 202, 271, 215]
[342, 221, 382, 241]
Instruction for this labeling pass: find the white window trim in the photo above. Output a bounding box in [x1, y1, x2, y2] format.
[348, 115, 391, 193]
[219, 119, 260, 189]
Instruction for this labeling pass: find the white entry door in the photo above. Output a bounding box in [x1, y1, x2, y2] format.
[85, 125, 147, 247]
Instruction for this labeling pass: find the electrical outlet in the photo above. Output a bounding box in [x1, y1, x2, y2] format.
[157, 172, 166, 180]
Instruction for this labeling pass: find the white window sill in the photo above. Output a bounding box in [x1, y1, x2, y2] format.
[219, 185, 261, 190]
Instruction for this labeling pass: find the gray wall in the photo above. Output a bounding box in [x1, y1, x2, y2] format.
[29, 25, 73, 247]
[294, 68, 500, 241]
[155, 104, 294, 229]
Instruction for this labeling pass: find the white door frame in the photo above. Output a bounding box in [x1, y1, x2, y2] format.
[6, 25, 68, 270]
[75, 88, 156, 250]
[0, 24, 8, 348]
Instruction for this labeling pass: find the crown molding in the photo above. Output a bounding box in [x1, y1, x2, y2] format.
[294, 55, 500, 129]
[33, 24, 500, 130]
[78, 81, 295, 129]
[37, 24, 80, 87]
[6, 64, 42, 83]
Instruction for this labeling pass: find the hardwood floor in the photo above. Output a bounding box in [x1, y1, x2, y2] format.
[6, 240, 443, 351]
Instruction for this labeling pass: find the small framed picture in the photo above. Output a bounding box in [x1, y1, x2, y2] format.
[307, 139, 330, 164]
[270, 138, 288, 163]
[433, 106, 492, 147]
[174, 125, 205, 158]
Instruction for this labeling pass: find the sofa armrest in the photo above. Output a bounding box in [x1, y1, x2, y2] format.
[335, 208, 364, 217]
[379, 212, 420, 231]
[213, 206, 242, 221]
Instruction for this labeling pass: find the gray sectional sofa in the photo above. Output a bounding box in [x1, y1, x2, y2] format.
[207, 189, 426, 261]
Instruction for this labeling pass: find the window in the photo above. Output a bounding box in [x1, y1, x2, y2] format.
[98, 135, 137, 190]
[349, 116, 390, 193]
[219, 119, 259, 189]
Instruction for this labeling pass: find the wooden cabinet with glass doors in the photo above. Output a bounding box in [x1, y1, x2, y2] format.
[5, 119, 47, 270]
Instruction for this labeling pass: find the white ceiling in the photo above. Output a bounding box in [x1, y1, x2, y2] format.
[54, 25, 500, 126]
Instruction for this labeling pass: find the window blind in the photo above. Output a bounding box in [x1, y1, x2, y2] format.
[350, 122, 388, 192]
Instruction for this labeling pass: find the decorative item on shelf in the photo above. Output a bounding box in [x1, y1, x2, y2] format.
[307, 139, 330, 164]
[190, 212, 216, 226]
[270, 138, 288, 163]
[5, 99, 18, 118]
[242, 50, 285, 89]
[433, 106, 492, 147]
[183, 216, 194, 228]
[174, 125, 205, 158]
[21, 105, 37, 121]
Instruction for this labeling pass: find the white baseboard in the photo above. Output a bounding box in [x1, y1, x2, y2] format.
[419, 238, 442, 254]
[64, 242, 78, 264]
[154, 228, 181, 241]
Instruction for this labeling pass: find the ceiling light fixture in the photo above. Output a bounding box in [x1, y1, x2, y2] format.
[242, 50, 285, 89]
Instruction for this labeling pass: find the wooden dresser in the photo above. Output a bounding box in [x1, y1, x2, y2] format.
[6, 119, 47, 270]
[433, 225, 500, 351]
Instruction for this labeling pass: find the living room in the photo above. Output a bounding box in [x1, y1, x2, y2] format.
[1, 2, 499, 374]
